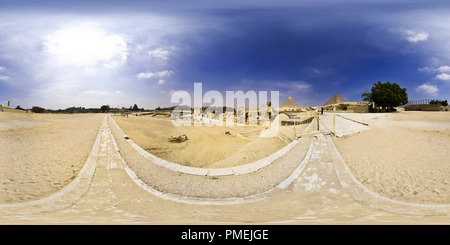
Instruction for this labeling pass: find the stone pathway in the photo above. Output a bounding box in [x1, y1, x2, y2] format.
[294, 134, 340, 193]
[1, 115, 449, 224]
[318, 113, 369, 137]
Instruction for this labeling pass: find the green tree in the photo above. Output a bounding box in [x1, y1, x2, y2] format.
[100, 105, 110, 113]
[132, 104, 139, 111]
[362, 81, 408, 111]
[361, 92, 373, 103]
[430, 100, 448, 106]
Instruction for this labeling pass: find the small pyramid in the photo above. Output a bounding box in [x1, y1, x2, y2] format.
[323, 94, 346, 106]
[281, 96, 300, 109]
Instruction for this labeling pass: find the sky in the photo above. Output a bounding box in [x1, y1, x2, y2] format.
[1, 0, 450, 109]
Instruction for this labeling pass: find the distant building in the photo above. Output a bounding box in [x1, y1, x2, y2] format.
[321, 94, 371, 113]
[323, 94, 346, 106]
[280, 96, 302, 112]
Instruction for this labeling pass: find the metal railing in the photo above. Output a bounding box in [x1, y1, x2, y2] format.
[404, 99, 437, 106]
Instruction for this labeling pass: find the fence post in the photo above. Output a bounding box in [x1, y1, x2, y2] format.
[317, 114, 320, 131]
[333, 113, 336, 136]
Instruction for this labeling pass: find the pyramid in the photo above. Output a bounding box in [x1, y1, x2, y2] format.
[280, 96, 300, 109]
[323, 94, 346, 106]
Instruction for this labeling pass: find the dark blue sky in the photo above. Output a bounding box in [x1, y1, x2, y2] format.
[1, 0, 450, 109]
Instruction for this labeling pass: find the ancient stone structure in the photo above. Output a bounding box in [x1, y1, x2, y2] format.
[323, 94, 346, 106]
[321, 94, 371, 113]
[280, 96, 302, 112]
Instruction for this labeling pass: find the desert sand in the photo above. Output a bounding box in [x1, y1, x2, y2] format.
[333, 111, 450, 204]
[0, 111, 104, 204]
[113, 115, 289, 168]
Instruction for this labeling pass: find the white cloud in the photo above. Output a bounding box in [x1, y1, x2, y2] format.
[418, 67, 433, 72]
[0, 14, 188, 109]
[405, 30, 428, 43]
[271, 80, 312, 91]
[0, 75, 12, 85]
[418, 65, 450, 73]
[43, 24, 129, 69]
[0, 75, 10, 80]
[436, 66, 450, 73]
[292, 82, 312, 90]
[148, 48, 170, 60]
[259, 80, 313, 99]
[436, 73, 450, 80]
[83, 90, 108, 95]
[418, 66, 450, 84]
[137, 70, 173, 79]
[416, 84, 438, 96]
[158, 79, 166, 85]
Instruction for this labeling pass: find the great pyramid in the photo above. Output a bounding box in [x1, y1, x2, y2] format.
[323, 94, 346, 106]
[280, 96, 300, 110]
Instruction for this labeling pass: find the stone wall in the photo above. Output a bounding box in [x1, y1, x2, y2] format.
[405, 104, 440, 111]
[341, 104, 368, 113]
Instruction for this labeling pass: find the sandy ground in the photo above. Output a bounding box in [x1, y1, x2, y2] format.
[1, 110, 450, 225]
[0, 111, 104, 204]
[113, 115, 288, 168]
[333, 111, 450, 204]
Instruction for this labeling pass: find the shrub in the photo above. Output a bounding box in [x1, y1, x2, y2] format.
[31, 106, 46, 113]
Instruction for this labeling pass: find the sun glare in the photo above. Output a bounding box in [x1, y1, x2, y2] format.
[43, 24, 128, 68]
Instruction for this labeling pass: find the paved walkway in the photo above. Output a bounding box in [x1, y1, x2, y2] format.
[1, 115, 449, 224]
[319, 113, 369, 137]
